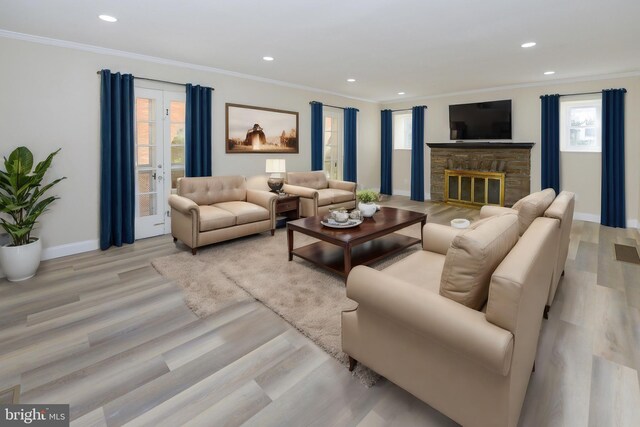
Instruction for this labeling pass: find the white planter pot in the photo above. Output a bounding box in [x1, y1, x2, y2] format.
[358, 202, 377, 218]
[0, 238, 42, 282]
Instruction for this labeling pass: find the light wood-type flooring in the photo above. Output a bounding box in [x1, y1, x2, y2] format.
[1, 196, 639, 426]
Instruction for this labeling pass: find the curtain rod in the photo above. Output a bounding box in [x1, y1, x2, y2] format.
[96, 71, 214, 90]
[309, 101, 359, 112]
[383, 106, 428, 112]
[540, 89, 626, 99]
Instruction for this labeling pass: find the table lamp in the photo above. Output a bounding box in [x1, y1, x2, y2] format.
[266, 159, 286, 193]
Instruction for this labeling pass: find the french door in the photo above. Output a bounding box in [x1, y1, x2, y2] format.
[134, 88, 186, 239]
[323, 108, 343, 180]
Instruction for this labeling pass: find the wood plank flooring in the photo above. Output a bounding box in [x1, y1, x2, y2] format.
[1, 196, 639, 426]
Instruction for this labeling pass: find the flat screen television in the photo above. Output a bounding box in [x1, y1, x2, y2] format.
[449, 100, 512, 140]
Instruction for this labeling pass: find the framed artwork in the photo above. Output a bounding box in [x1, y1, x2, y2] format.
[225, 103, 299, 153]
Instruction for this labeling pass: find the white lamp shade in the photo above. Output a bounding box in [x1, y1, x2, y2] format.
[265, 159, 286, 174]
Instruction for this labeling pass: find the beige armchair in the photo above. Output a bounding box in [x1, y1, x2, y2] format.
[282, 171, 356, 217]
[169, 176, 277, 254]
[342, 214, 559, 427]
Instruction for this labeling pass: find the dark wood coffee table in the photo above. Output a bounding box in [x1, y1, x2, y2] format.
[287, 207, 426, 281]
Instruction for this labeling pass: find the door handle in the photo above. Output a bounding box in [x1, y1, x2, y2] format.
[152, 172, 157, 179]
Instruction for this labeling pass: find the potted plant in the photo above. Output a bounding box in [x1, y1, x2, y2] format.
[0, 147, 65, 281]
[356, 189, 379, 218]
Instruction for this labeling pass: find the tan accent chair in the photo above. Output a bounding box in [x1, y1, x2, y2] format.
[342, 215, 559, 427]
[169, 176, 277, 254]
[282, 171, 356, 217]
[480, 189, 575, 317]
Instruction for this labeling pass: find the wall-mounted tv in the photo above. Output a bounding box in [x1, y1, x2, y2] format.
[449, 100, 512, 140]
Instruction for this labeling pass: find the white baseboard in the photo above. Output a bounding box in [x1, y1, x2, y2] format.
[574, 212, 601, 223]
[391, 190, 431, 200]
[41, 239, 100, 260]
[573, 212, 639, 229]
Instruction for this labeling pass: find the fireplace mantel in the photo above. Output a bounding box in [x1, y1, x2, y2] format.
[428, 142, 534, 206]
[427, 142, 535, 149]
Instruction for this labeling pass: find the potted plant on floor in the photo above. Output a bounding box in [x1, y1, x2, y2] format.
[0, 147, 65, 281]
[356, 189, 379, 218]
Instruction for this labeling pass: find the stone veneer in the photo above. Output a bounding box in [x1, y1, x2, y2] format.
[427, 143, 534, 207]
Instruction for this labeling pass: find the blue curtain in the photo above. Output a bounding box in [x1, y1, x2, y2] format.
[100, 70, 135, 250]
[410, 106, 425, 201]
[343, 107, 358, 182]
[540, 94, 560, 194]
[380, 110, 393, 195]
[185, 84, 212, 177]
[601, 89, 627, 228]
[311, 102, 323, 171]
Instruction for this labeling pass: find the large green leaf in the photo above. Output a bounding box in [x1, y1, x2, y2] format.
[5, 146, 33, 176]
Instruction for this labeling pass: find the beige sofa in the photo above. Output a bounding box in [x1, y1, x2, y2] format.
[480, 188, 575, 316]
[282, 171, 356, 217]
[169, 176, 277, 254]
[342, 214, 559, 427]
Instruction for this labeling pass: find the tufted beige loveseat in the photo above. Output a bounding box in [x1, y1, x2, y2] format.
[168, 176, 277, 254]
[282, 171, 356, 217]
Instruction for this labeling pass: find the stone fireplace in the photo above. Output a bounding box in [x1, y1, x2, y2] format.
[427, 142, 534, 207]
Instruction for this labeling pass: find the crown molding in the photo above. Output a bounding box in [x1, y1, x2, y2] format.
[379, 71, 640, 105]
[0, 29, 377, 104]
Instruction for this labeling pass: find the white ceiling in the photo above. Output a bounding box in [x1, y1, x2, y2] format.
[1, 0, 639, 102]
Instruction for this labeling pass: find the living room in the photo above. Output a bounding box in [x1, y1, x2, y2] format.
[1, 1, 639, 426]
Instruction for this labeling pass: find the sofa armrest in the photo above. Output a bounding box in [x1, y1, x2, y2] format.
[346, 266, 514, 376]
[422, 223, 464, 254]
[328, 179, 356, 193]
[282, 183, 319, 199]
[246, 189, 277, 212]
[169, 194, 199, 216]
[479, 205, 518, 219]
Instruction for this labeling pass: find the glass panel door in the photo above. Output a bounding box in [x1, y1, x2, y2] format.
[134, 88, 186, 239]
[135, 88, 165, 239]
[323, 108, 342, 180]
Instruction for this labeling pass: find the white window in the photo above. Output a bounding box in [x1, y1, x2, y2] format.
[560, 97, 601, 152]
[393, 112, 412, 150]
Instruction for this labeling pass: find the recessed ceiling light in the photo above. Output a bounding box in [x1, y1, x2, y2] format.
[262, 56, 274, 61]
[544, 71, 555, 75]
[347, 78, 356, 82]
[521, 42, 536, 48]
[397, 92, 405, 95]
[98, 15, 118, 23]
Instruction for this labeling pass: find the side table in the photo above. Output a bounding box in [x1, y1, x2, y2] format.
[275, 194, 300, 227]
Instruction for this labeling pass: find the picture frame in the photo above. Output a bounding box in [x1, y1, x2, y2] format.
[225, 103, 299, 153]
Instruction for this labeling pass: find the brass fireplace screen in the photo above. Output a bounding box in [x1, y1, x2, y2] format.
[444, 169, 505, 207]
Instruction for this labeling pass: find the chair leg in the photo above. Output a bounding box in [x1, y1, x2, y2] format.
[191, 248, 197, 255]
[543, 305, 550, 319]
[532, 362, 536, 373]
[173, 236, 177, 242]
[561, 269, 565, 277]
[271, 229, 275, 236]
[348, 356, 357, 372]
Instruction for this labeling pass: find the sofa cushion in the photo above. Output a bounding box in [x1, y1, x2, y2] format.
[178, 176, 247, 206]
[215, 201, 270, 225]
[199, 206, 236, 231]
[317, 189, 334, 206]
[286, 171, 328, 190]
[439, 213, 519, 310]
[331, 188, 355, 203]
[383, 251, 445, 294]
[512, 188, 556, 235]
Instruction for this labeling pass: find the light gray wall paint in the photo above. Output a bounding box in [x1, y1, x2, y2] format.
[0, 37, 381, 252]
